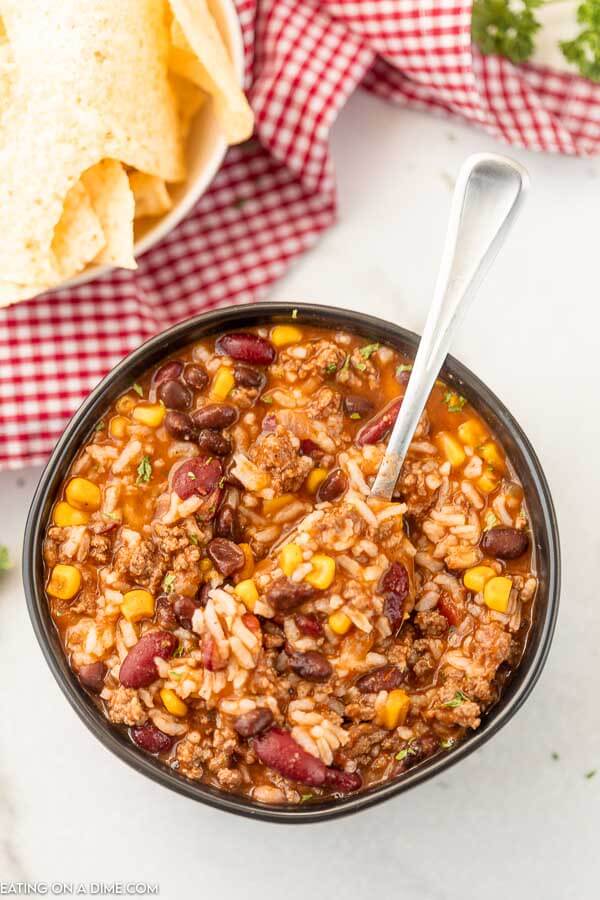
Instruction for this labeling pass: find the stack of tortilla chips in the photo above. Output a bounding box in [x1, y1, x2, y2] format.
[0, 0, 253, 305]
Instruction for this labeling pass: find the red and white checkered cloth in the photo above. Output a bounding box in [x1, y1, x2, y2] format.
[2, 0, 599, 470]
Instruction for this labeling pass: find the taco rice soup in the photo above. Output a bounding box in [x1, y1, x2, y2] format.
[43, 322, 536, 804]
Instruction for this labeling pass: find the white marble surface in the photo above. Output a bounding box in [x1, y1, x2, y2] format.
[1, 91, 599, 898]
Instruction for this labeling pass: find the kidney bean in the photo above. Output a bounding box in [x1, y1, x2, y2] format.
[173, 595, 198, 630]
[172, 457, 222, 500]
[214, 504, 241, 542]
[191, 404, 238, 430]
[155, 594, 177, 629]
[481, 526, 529, 560]
[356, 397, 403, 446]
[254, 728, 361, 792]
[153, 361, 183, 385]
[300, 438, 323, 460]
[207, 538, 245, 576]
[130, 723, 175, 754]
[233, 708, 274, 738]
[266, 577, 318, 613]
[316, 468, 348, 503]
[196, 583, 210, 608]
[78, 661, 106, 693]
[438, 595, 462, 627]
[197, 429, 231, 457]
[380, 562, 410, 635]
[119, 631, 178, 688]
[234, 363, 266, 390]
[294, 613, 323, 637]
[157, 379, 192, 411]
[183, 363, 208, 391]
[165, 411, 197, 442]
[343, 395, 374, 419]
[288, 650, 332, 682]
[216, 332, 276, 366]
[356, 665, 405, 694]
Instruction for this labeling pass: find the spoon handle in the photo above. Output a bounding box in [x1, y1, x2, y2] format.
[370, 153, 529, 500]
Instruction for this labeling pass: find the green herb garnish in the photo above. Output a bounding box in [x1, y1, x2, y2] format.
[396, 364, 412, 376]
[585, 769, 597, 779]
[136, 455, 152, 484]
[162, 573, 176, 593]
[94, 420, 106, 432]
[341, 354, 350, 372]
[350, 412, 361, 420]
[443, 390, 467, 413]
[326, 363, 338, 374]
[472, 0, 542, 64]
[173, 643, 186, 658]
[188, 533, 200, 546]
[132, 382, 144, 397]
[443, 690, 470, 709]
[359, 343, 379, 359]
[0, 546, 11, 572]
[300, 793, 313, 802]
[561, 2, 600, 82]
[262, 396, 273, 404]
[395, 742, 418, 762]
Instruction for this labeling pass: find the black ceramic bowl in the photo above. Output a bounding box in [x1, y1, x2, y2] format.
[23, 302, 560, 823]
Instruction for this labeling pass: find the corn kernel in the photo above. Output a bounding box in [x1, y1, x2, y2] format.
[116, 394, 137, 415]
[160, 688, 188, 717]
[236, 543, 255, 581]
[478, 441, 505, 474]
[435, 431, 466, 468]
[377, 689, 410, 729]
[463, 565, 496, 594]
[47, 564, 81, 600]
[65, 477, 101, 512]
[483, 576, 513, 613]
[53, 501, 90, 527]
[132, 402, 165, 428]
[306, 468, 327, 494]
[210, 366, 235, 401]
[457, 418, 488, 448]
[271, 324, 303, 347]
[328, 611, 352, 635]
[200, 558, 217, 581]
[109, 415, 130, 439]
[121, 589, 155, 623]
[477, 468, 499, 494]
[279, 543, 303, 577]
[306, 554, 336, 590]
[263, 493, 296, 515]
[234, 579, 259, 610]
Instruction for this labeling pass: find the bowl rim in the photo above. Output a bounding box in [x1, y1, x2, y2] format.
[61, 0, 244, 291]
[23, 301, 561, 823]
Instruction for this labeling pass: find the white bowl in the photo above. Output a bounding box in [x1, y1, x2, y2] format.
[64, 0, 244, 290]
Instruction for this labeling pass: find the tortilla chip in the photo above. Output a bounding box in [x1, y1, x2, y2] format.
[0, 281, 49, 308]
[170, 73, 208, 139]
[52, 180, 105, 278]
[82, 160, 136, 268]
[168, 0, 253, 144]
[0, 0, 184, 286]
[129, 171, 173, 219]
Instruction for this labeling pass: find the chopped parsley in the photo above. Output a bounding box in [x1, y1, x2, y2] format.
[443, 390, 467, 413]
[396, 364, 412, 376]
[585, 769, 597, 780]
[350, 412, 362, 420]
[0, 546, 11, 572]
[300, 793, 314, 803]
[353, 359, 367, 372]
[262, 396, 273, 404]
[395, 741, 418, 762]
[94, 420, 106, 432]
[136, 455, 152, 484]
[359, 342, 379, 359]
[440, 738, 455, 750]
[443, 690, 470, 709]
[483, 510, 499, 531]
[162, 573, 176, 594]
[132, 382, 144, 397]
[326, 362, 339, 374]
[173, 643, 186, 658]
[188, 533, 200, 546]
[341, 354, 350, 372]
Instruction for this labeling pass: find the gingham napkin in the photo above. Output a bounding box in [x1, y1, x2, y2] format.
[2, 0, 599, 470]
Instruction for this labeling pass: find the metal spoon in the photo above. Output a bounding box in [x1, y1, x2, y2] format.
[370, 153, 529, 501]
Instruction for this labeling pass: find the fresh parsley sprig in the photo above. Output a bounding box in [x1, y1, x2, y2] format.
[561, 0, 600, 81]
[472, 0, 543, 64]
